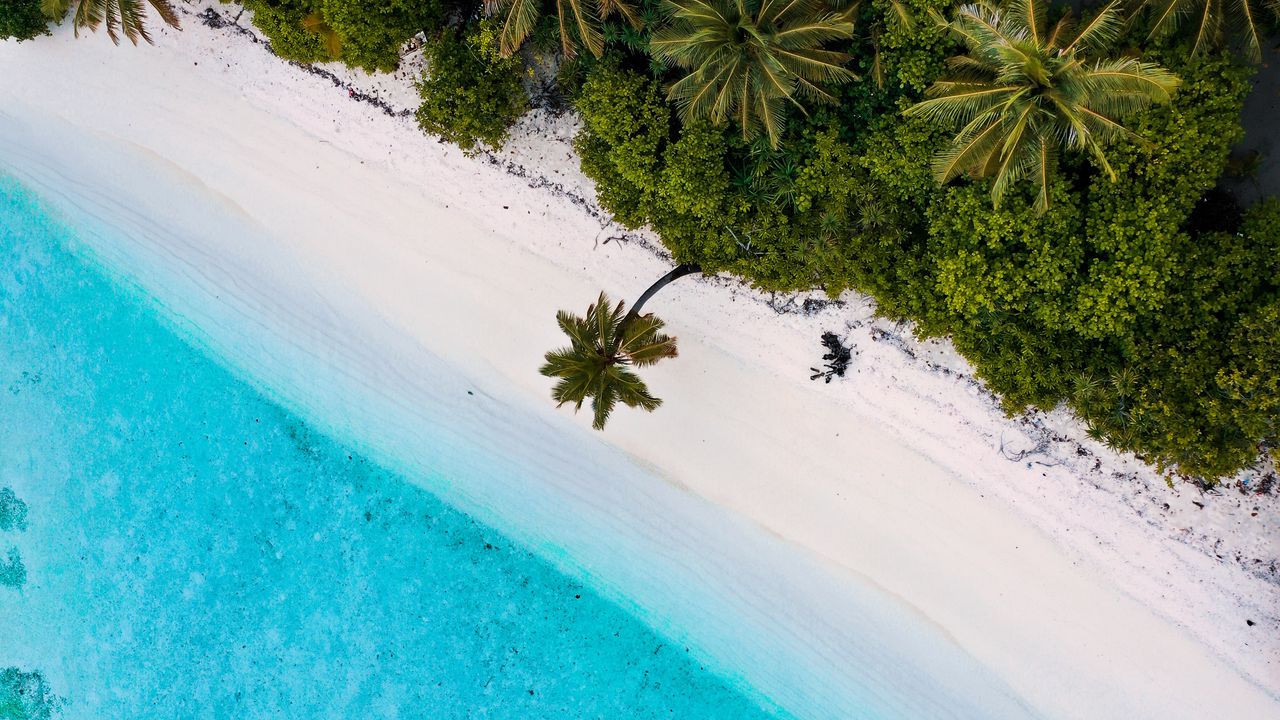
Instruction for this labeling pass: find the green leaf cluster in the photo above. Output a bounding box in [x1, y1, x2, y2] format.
[241, 0, 449, 71]
[416, 21, 529, 154]
[573, 27, 1276, 477]
[240, 0, 332, 63]
[0, 0, 49, 41]
[917, 56, 1275, 477]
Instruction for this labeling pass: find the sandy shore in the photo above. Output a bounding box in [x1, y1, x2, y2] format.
[1, 10, 1277, 718]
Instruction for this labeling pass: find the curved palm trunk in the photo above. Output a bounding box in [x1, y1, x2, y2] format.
[626, 263, 702, 320]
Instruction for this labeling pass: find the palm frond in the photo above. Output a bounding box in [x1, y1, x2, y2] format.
[496, 0, 541, 55]
[907, 0, 1179, 212]
[1138, 0, 1276, 61]
[654, 0, 856, 146]
[542, 291, 678, 429]
[1061, 0, 1123, 53]
[491, 0, 640, 57]
[56, 0, 178, 43]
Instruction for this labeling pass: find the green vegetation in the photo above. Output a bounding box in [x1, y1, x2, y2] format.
[0, 0, 49, 41]
[1134, 0, 1280, 61]
[541, 265, 700, 429]
[42, 0, 179, 44]
[905, 0, 1180, 212]
[489, 0, 640, 57]
[416, 21, 529, 153]
[0, 668, 62, 720]
[649, 0, 858, 146]
[551, 0, 1278, 476]
[12, 0, 1275, 479]
[239, 0, 448, 71]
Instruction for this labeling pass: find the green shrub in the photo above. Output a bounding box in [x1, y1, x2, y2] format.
[0, 0, 48, 41]
[243, 0, 448, 71]
[569, 23, 1273, 479]
[872, 0, 954, 93]
[915, 56, 1272, 477]
[323, 0, 444, 73]
[241, 0, 334, 64]
[416, 22, 529, 154]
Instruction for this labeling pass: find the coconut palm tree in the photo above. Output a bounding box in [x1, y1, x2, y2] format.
[649, 0, 858, 148]
[540, 264, 701, 430]
[905, 0, 1180, 213]
[42, 0, 179, 44]
[487, 0, 642, 58]
[1134, 0, 1280, 62]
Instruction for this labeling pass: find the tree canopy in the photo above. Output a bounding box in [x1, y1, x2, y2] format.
[906, 0, 1180, 212]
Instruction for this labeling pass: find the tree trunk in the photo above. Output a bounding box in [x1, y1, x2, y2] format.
[626, 263, 702, 320]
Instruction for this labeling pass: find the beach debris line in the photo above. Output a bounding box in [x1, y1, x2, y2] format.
[810, 332, 852, 383]
[540, 264, 701, 430]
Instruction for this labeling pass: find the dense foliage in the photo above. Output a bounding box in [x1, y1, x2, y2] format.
[1134, 0, 1280, 61]
[649, 0, 858, 147]
[569, 3, 1278, 476]
[906, 0, 1180, 212]
[416, 21, 529, 153]
[0, 0, 48, 41]
[239, 0, 447, 71]
[489, 0, 640, 57]
[917, 56, 1273, 477]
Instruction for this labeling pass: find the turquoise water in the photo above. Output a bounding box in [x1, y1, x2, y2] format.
[0, 179, 785, 719]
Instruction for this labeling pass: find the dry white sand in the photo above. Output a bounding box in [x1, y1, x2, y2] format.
[1, 11, 1277, 719]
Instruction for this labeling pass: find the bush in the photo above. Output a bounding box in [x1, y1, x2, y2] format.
[916, 56, 1273, 477]
[416, 22, 529, 154]
[241, 0, 335, 64]
[0, 0, 48, 41]
[569, 18, 1273, 479]
[243, 0, 449, 72]
[323, 0, 444, 73]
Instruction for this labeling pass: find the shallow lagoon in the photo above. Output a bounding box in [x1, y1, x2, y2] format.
[0, 179, 785, 719]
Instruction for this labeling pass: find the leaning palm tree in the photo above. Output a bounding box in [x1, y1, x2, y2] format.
[42, 0, 179, 44]
[487, 0, 642, 58]
[905, 0, 1180, 213]
[649, 0, 858, 148]
[1133, 0, 1280, 62]
[540, 264, 701, 430]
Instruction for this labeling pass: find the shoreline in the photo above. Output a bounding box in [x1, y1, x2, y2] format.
[2, 10, 1277, 718]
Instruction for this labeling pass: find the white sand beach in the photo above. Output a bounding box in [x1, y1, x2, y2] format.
[1, 9, 1277, 718]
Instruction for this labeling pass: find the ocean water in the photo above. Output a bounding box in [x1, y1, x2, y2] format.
[0, 178, 786, 718]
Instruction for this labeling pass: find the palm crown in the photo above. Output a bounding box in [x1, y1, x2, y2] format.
[487, 0, 642, 58]
[649, 0, 858, 147]
[540, 292, 679, 430]
[1134, 0, 1280, 62]
[43, 0, 179, 44]
[906, 0, 1180, 212]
